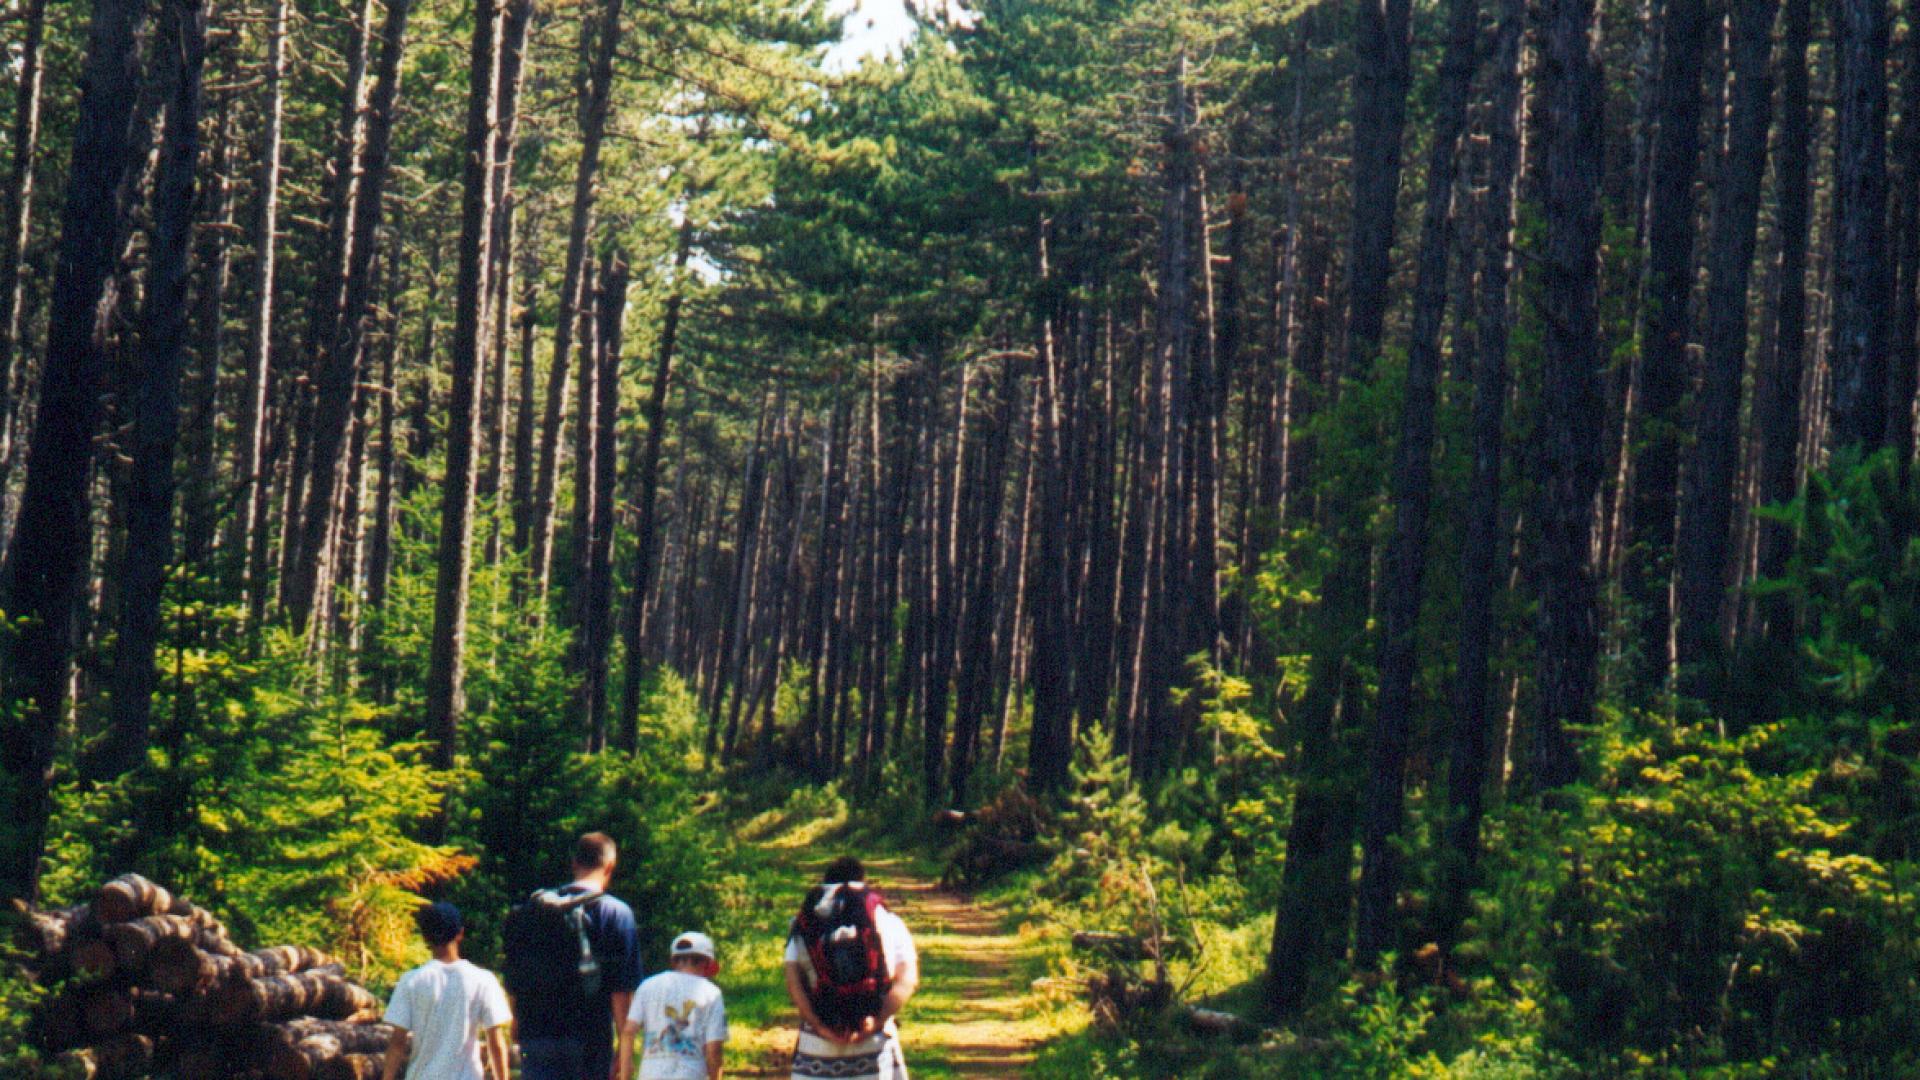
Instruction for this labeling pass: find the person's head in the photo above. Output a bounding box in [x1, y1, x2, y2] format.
[572, 831, 618, 886]
[668, 931, 719, 978]
[416, 901, 464, 953]
[822, 856, 865, 885]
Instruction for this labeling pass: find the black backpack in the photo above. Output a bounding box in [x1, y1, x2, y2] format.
[502, 887, 603, 1000]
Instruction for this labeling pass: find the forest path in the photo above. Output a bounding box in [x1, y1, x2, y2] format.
[725, 812, 1053, 1078]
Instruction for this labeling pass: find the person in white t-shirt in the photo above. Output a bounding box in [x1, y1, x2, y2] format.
[616, 931, 727, 1080]
[382, 902, 513, 1080]
[782, 857, 918, 1080]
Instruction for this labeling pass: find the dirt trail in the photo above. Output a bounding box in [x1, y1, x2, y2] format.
[731, 855, 1048, 1078]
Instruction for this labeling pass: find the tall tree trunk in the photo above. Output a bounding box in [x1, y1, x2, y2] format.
[284, 0, 415, 632]
[1530, 0, 1606, 789]
[364, 293, 400, 699]
[527, 0, 625, 595]
[424, 0, 501, 784]
[1143, 60, 1196, 775]
[100, 0, 208, 781]
[1026, 225, 1074, 794]
[1265, 0, 1411, 1017]
[1830, 0, 1892, 450]
[1433, 0, 1525, 963]
[614, 217, 693, 751]
[510, 298, 537, 562]
[0, 0, 155, 901]
[951, 364, 1012, 806]
[1673, 0, 1777, 700]
[480, 0, 532, 564]
[1886, 0, 1920, 474]
[566, 255, 599, 640]
[1627, 0, 1710, 688]
[921, 361, 969, 805]
[0, 0, 49, 504]
[1754, 0, 1811, 648]
[181, 105, 233, 569]
[1354, 0, 1478, 970]
[582, 255, 626, 752]
[279, 0, 375, 607]
[232, 0, 288, 626]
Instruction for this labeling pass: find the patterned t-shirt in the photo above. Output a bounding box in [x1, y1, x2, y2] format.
[626, 969, 726, 1079]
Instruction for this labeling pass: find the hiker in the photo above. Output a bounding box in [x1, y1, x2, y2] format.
[783, 856, 919, 1080]
[504, 831, 644, 1080]
[381, 902, 513, 1080]
[616, 931, 728, 1080]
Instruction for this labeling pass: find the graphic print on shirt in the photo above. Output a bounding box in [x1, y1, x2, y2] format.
[652, 999, 703, 1057]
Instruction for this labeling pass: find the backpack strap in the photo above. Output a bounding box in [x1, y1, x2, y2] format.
[534, 886, 605, 909]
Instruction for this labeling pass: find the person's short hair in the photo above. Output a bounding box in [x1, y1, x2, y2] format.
[416, 901, 463, 947]
[823, 856, 865, 884]
[574, 832, 617, 872]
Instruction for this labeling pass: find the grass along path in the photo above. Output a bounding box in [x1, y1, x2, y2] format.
[719, 800, 1068, 1078]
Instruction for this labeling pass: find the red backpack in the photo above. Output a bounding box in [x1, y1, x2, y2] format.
[791, 883, 891, 1033]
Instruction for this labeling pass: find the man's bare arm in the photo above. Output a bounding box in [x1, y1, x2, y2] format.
[485, 1025, 512, 1080]
[380, 1028, 412, 1080]
[877, 953, 919, 1028]
[784, 961, 844, 1041]
[615, 1019, 640, 1080]
[705, 1038, 724, 1080]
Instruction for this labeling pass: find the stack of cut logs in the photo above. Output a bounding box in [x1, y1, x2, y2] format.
[15, 873, 393, 1080]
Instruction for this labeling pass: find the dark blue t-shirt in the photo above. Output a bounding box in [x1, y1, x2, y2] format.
[514, 885, 642, 1041]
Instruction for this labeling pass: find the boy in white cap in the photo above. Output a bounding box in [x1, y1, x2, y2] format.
[616, 931, 727, 1080]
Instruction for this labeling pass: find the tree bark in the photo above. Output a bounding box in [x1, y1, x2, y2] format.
[1673, 0, 1777, 700]
[1626, 0, 1711, 685]
[1754, 0, 1811, 648]
[1887, 0, 1920, 475]
[231, 0, 284, 614]
[0, 0, 156, 900]
[0, 0, 49, 505]
[480, 0, 533, 565]
[424, 0, 501, 783]
[284, 0, 416, 632]
[180, 104, 233, 570]
[231, 0, 284, 622]
[1353, 0, 1477, 970]
[99, 0, 209, 782]
[583, 255, 627, 751]
[1830, 0, 1892, 450]
[1265, 0, 1411, 1016]
[279, 0, 375, 611]
[1530, 0, 1606, 789]
[527, 0, 626, 595]
[614, 218, 693, 751]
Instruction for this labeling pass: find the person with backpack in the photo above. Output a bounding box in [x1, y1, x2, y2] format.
[615, 931, 728, 1080]
[503, 832, 643, 1080]
[782, 856, 919, 1080]
[380, 902, 513, 1080]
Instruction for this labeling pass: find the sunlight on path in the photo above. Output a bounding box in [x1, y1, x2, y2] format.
[728, 845, 1053, 1078]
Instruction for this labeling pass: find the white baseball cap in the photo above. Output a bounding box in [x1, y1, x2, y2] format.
[671, 931, 716, 961]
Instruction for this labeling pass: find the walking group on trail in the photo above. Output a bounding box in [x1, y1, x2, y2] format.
[375, 834, 919, 1080]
